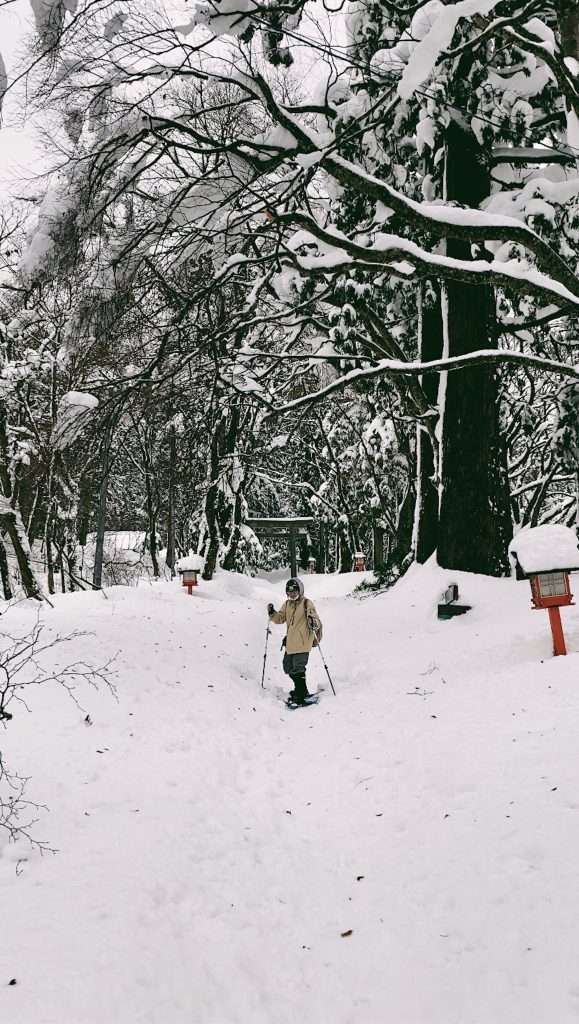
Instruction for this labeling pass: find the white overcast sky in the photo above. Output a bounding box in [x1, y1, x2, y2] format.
[1, 0, 49, 199]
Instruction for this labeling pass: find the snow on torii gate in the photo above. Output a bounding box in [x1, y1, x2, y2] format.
[246, 517, 315, 578]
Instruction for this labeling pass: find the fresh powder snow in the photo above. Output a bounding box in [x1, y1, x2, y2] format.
[2, 563, 579, 1022]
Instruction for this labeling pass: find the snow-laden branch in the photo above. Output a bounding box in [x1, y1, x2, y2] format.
[266, 347, 579, 417]
[278, 211, 579, 308]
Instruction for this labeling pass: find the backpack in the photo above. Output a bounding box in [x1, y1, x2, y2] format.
[305, 599, 323, 646]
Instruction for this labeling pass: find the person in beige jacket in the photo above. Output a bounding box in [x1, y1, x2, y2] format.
[267, 577, 322, 704]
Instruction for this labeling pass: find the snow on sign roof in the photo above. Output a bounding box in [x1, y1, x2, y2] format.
[176, 554, 205, 572]
[508, 525, 579, 575]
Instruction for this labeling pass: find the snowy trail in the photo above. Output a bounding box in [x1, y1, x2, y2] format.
[3, 568, 579, 1022]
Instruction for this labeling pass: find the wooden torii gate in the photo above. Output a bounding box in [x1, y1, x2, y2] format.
[246, 517, 315, 578]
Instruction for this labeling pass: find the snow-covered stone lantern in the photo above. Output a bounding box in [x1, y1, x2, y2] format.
[176, 554, 205, 595]
[353, 551, 365, 572]
[307, 556, 316, 574]
[509, 525, 579, 657]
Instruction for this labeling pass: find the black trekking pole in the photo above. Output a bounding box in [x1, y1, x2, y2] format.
[310, 623, 336, 696]
[261, 620, 271, 689]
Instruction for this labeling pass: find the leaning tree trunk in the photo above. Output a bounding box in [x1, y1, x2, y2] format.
[436, 120, 512, 576]
[414, 283, 443, 562]
[0, 534, 12, 600]
[0, 404, 44, 600]
[0, 501, 44, 600]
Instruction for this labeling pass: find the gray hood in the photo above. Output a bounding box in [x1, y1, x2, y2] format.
[286, 577, 304, 598]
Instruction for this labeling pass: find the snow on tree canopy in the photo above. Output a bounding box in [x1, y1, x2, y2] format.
[53, 391, 98, 449]
[508, 526, 579, 576]
[398, 0, 502, 100]
[176, 554, 205, 572]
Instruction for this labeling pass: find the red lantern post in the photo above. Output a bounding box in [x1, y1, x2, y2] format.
[529, 571, 573, 656]
[509, 525, 579, 659]
[181, 569, 199, 596]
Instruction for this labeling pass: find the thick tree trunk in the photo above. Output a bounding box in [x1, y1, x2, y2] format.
[373, 524, 384, 568]
[556, 0, 579, 63]
[414, 285, 443, 562]
[77, 473, 93, 547]
[437, 121, 512, 576]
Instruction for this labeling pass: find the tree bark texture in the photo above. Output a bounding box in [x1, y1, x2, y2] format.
[144, 465, 160, 578]
[556, 0, 579, 63]
[202, 414, 226, 581]
[372, 524, 384, 568]
[437, 121, 512, 576]
[414, 284, 443, 563]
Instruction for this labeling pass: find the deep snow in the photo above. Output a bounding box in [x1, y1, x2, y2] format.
[2, 563, 579, 1023]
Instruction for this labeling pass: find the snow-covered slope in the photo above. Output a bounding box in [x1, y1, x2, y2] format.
[2, 563, 579, 1024]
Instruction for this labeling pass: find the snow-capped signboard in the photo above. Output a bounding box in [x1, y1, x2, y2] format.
[508, 525, 579, 576]
[53, 391, 99, 449]
[176, 554, 205, 595]
[176, 554, 205, 573]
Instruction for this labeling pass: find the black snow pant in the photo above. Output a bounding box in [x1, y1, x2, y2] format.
[282, 651, 310, 700]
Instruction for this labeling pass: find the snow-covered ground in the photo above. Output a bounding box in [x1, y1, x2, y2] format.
[2, 562, 579, 1023]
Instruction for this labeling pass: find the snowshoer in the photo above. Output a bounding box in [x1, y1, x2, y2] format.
[267, 577, 322, 705]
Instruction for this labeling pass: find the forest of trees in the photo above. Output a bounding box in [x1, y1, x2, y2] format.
[0, 0, 577, 598]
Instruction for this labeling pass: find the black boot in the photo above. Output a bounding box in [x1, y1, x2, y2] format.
[291, 671, 310, 704]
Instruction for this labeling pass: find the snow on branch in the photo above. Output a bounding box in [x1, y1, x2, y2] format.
[318, 156, 579, 300]
[266, 349, 579, 418]
[279, 212, 579, 310]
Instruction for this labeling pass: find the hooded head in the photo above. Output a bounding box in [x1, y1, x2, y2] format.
[285, 577, 304, 601]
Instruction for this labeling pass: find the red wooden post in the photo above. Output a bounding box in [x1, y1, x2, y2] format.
[547, 606, 567, 656]
[181, 569, 198, 595]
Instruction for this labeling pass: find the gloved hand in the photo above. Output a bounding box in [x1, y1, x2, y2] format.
[267, 603, 275, 615]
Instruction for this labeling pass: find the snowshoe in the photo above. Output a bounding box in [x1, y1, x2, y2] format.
[286, 693, 320, 709]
